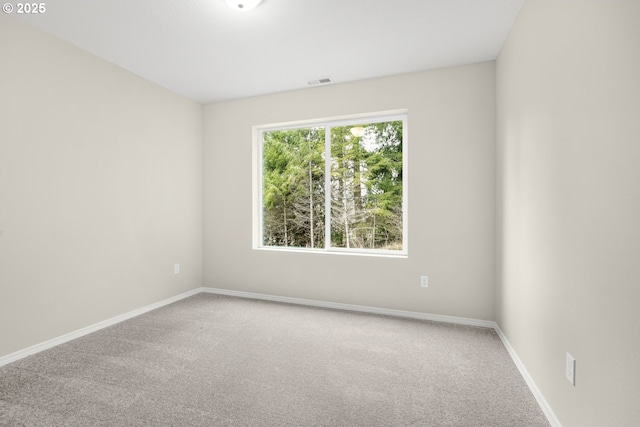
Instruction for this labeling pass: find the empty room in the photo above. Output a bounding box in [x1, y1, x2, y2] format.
[1, 0, 638, 426]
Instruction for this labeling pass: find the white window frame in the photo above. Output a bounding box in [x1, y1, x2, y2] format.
[252, 110, 408, 257]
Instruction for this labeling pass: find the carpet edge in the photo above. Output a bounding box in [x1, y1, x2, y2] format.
[0, 287, 203, 367]
[494, 324, 563, 427]
[202, 287, 494, 327]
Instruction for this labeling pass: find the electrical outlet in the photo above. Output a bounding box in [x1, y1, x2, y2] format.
[566, 353, 576, 385]
[420, 276, 429, 288]
[174, 264, 180, 274]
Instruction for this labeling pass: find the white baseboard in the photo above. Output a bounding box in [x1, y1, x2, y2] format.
[0, 287, 202, 368]
[202, 287, 495, 328]
[494, 325, 562, 427]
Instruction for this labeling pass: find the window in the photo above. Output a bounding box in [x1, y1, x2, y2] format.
[253, 111, 407, 256]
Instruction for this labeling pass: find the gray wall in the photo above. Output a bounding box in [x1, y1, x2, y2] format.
[204, 62, 496, 320]
[0, 15, 204, 358]
[496, 1, 640, 425]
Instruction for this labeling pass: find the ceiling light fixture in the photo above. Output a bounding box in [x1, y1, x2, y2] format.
[224, 0, 262, 12]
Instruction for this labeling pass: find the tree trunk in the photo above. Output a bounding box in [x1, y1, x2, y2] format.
[283, 201, 288, 247]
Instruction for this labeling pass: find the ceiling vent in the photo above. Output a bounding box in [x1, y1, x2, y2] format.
[307, 77, 333, 86]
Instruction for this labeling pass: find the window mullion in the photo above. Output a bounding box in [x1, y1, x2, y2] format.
[324, 126, 332, 250]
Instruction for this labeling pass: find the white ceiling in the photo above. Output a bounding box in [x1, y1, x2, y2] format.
[15, 0, 524, 104]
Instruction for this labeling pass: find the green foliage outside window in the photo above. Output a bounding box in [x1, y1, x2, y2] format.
[262, 119, 404, 252]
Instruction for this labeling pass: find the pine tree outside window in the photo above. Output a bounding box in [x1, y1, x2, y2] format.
[253, 112, 407, 256]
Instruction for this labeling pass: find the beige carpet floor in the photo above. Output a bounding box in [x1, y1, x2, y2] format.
[0, 293, 550, 426]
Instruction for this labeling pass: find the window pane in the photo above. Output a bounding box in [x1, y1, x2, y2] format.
[330, 121, 403, 250]
[262, 127, 326, 248]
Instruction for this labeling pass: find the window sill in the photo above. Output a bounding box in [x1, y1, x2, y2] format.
[253, 246, 408, 259]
